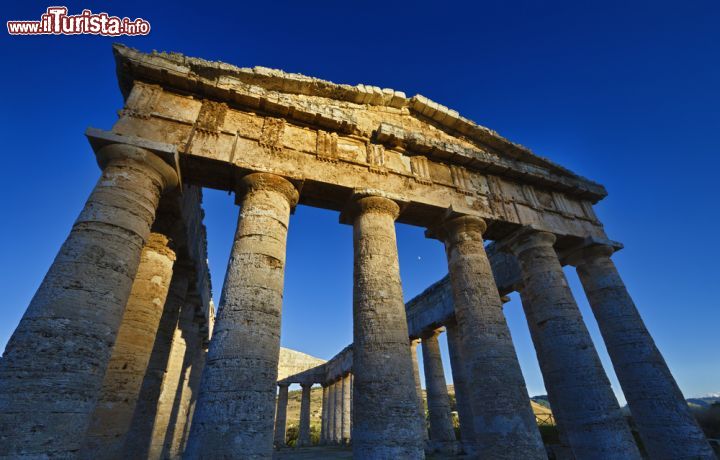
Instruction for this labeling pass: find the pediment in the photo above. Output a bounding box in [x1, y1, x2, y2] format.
[112, 44, 606, 202]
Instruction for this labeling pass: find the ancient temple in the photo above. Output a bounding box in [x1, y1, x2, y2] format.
[0, 45, 713, 460]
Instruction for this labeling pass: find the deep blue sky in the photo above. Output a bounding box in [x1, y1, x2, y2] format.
[2, 1, 719, 403]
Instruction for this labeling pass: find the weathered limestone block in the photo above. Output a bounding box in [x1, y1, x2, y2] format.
[445, 320, 474, 448]
[421, 330, 456, 448]
[430, 215, 545, 459]
[121, 266, 191, 459]
[568, 244, 715, 460]
[82, 232, 177, 459]
[0, 143, 177, 458]
[505, 230, 640, 459]
[298, 384, 312, 447]
[274, 384, 290, 447]
[184, 173, 298, 459]
[341, 375, 351, 444]
[345, 195, 425, 459]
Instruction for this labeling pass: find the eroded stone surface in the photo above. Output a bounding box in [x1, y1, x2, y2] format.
[569, 245, 715, 459]
[421, 330, 456, 449]
[184, 173, 298, 459]
[505, 230, 640, 459]
[0, 144, 176, 458]
[82, 232, 176, 459]
[348, 196, 425, 459]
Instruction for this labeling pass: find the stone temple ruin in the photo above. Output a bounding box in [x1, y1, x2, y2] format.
[0, 45, 715, 459]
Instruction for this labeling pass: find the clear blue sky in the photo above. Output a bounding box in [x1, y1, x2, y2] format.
[2, 1, 719, 404]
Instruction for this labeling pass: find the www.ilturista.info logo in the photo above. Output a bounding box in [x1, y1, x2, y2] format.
[7, 7, 151, 36]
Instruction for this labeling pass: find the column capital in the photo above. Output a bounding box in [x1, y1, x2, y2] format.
[498, 227, 556, 256]
[426, 214, 487, 242]
[235, 172, 299, 207]
[561, 241, 618, 267]
[340, 194, 400, 224]
[277, 382, 291, 388]
[144, 232, 177, 261]
[421, 327, 444, 340]
[300, 382, 313, 389]
[96, 143, 179, 191]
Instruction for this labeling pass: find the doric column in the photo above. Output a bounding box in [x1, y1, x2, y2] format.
[327, 383, 336, 444]
[445, 320, 474, 447]
[119, 264, 191, 458]
[333, 379, 343, 444]
[567, 244, 715, 459]
[341, 375, 351, 444]
[185, 173, 298, 459]
[421, 330, 456, 447]
[504, 229, 640, 459]
[0, 143, 177, 457]
[151, 294, 205, 460]
[349, 374, 354, 442]
[429, 215, 545, 459]
[320, 384, 329, 444]
[274, 383, 290, 447]
[82, 233, 177, 458]
[298, 384, 312, 447]
[410, 339, 428, 441]
[343, 195, 425, 458]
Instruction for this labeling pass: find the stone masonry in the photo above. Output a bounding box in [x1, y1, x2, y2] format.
[1, 45, 714, 460]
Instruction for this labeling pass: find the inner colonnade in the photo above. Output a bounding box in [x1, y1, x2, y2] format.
[0, 44, 715, 460]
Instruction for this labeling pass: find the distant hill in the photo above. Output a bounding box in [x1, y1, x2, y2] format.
[687, 396, 720, 410]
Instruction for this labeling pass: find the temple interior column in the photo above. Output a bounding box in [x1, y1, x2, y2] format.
[157, 294, 205, 460]
[0, 143, 177, 457]
[333, 379, 343, 444]
[320, 384, 329, 445]
[332, 382, 340, 444]
[505, 229, 640, 459]
[569, 244, 715, 459]
[410, 338, 428, 442]
[274, 383, 290, 448]
[184, 173, 298, 459]
[445, 320, 474, 447]
[421, 329, 457, 449]
[349, 374, 354, 442]
[430, 215, 544, 459]
[341, 375, 351, 444]
[119, 264, 191, 458]
[344, 195, 425, 459]
[82, 233, 177, 459]
[298, 384, 312, 447]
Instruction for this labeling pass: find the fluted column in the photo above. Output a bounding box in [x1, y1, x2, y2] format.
[0, 144, 177, 457]
[320, 384, 329, 444]
[421, 330, 456, 447]
[298, 384, 312, 447]
[429, 215, 544, 459]
[185, 173, 298, 459]
[344, 195, 425, 459]
[341, 375, 351, 444]
[505, 229, 640, 459]
[568, 244, 715, 459]
[82, 233, 177, 458]
[274, 384, 290, 448]
[410, 339, 428, 441]
[333, 379, 343, 444]
[445, 320, 474, 446]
